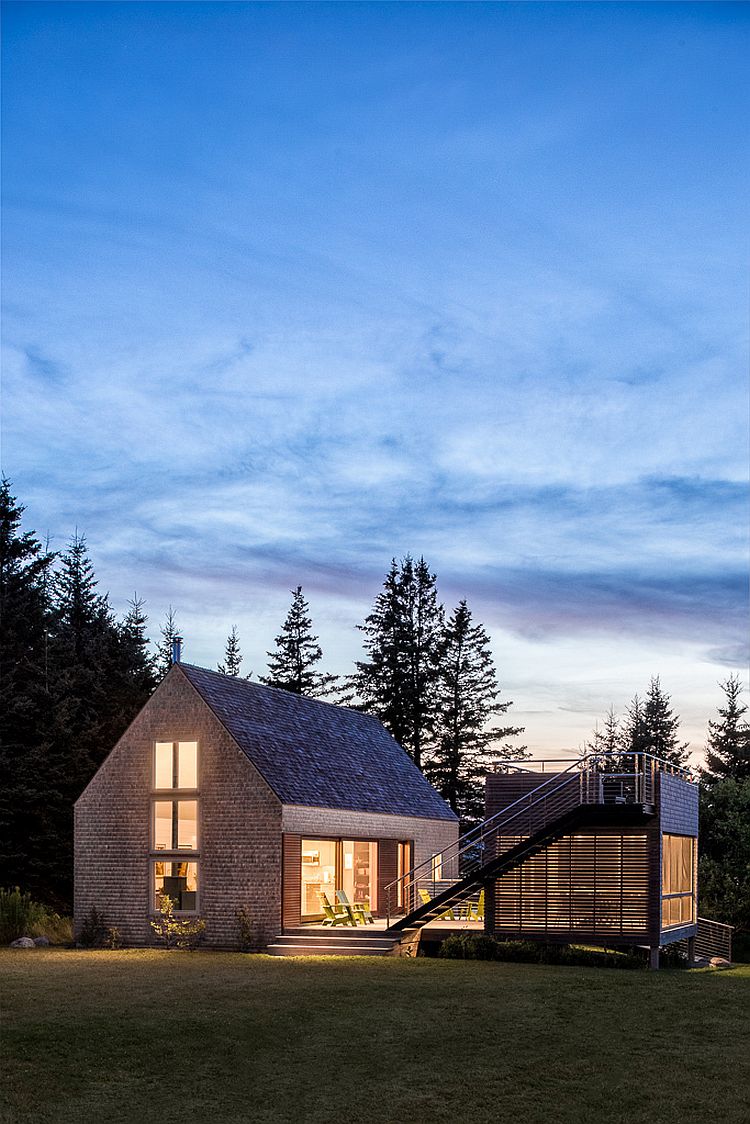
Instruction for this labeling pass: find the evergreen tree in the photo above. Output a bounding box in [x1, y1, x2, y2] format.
[585, 706, 629, 771]
[218, 625, 243, 676]
[699, 778, 750, 933]
[120, 595, 158, 696]
[155, 606, 181, 677]
[703, 675, 750, 782]
[641, 676, 689, 765]
[428, 600, 526, 821]
[0, 479, 56, 896]
[620, 679, 689, 766]
[621, 693, 649, 755]
[352, 556, 444, 768]
[261, 587, 337, 697]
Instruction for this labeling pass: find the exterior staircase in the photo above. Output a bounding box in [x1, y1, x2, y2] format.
[266, 927, 400, 957]
[385, 752, 666, 933]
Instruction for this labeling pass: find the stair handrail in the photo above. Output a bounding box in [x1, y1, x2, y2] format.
[386, 750, 689, 921]
[385, 760, 585, 922]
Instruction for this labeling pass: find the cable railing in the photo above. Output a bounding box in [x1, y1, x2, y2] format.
[385, 751, 694, 925]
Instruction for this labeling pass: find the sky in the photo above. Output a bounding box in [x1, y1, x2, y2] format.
[2, 2, 748, 761]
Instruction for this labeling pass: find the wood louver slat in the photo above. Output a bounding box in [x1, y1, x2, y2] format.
[492, 831, 650, 938]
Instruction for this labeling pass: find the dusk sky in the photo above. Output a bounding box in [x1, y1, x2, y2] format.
[2, 2, 748, 760]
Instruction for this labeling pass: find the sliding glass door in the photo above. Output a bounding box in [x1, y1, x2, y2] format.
[300, 838, 381, 920]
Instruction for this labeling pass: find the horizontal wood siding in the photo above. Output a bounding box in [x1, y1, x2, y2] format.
[486, 771, 564, 818]
[282, 833, 302, 929]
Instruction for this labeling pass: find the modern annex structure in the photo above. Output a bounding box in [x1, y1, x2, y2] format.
[74, 660, 458, 948]
[387, 753, 703, 966]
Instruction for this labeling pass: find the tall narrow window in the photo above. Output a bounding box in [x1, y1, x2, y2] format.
[151, 741, 199, 913]
[661, 834, 695, 929]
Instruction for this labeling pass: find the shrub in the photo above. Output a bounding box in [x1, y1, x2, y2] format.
[0, 887, 73, 946]
[0, 887, 47, 944]
[438, 932, 646, 970]
[77, 903, 111, 948]
[236, 906, 254, 951]
[150, 895, 206, 951]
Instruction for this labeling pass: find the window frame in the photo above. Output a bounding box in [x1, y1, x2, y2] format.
[150, 740, 200, 916]
[661, 833, 696, 931]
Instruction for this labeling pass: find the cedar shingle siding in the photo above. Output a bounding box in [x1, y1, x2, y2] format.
[75, 664, 457, 949]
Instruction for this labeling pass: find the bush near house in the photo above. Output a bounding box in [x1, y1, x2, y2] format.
[0, 888, 73, 946]
[438, 932, 653, 969]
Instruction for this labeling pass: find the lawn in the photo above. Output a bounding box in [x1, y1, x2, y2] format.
[2, 951, 749, 1124]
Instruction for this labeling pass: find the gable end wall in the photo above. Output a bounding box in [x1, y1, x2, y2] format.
[74, 667, 283, 949]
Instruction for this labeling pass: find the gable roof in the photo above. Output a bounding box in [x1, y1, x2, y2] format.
[178, 663, 457, 822]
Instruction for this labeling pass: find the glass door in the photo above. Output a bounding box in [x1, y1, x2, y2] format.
[342, 840, 378, 913]
[301, 839, 338, 920]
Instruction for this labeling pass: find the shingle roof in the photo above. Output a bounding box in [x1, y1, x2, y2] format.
[178, 663, 457, 822]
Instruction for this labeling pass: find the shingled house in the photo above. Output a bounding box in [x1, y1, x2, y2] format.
[74, 661, 458, 948]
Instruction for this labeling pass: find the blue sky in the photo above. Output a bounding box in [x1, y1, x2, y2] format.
[2, 2, 748, 758]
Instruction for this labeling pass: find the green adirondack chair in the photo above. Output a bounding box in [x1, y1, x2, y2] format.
[465, 889, 485, 922]
[418, 887, 457, 921]
[318, 890, 356, 927]
[336, 889, 374, 924]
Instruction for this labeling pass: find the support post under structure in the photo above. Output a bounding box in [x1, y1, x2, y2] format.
[649, 946, 660, 971]
[686, 936, 696, 965]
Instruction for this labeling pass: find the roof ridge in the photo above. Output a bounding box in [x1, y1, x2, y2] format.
[179, 662, 379, 722]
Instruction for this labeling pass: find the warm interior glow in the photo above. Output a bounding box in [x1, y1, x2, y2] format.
[342, 840, 377, 912]
[155, 742, 174, 788]
[661, 834, 695, 929]
[153, 800, 198, 850]
[177, 742, 198, 788]
[301, 839, 337, 917]
[153, 859, 198, 911]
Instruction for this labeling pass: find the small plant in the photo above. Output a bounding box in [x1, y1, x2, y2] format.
[0, 887, 47, 944]
[105, 926, 122, 950]
[150, 895, 206, 951]
[77, 906, 111, 948]
[235, 906, 254, 951]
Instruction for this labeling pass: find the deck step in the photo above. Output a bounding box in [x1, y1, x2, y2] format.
[266, 930, 400, 957]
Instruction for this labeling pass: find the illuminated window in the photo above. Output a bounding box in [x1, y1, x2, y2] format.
[153, 800, 198, 851]
[153, 859, 198, 912]
[151, 742, 199, 912]
[661, 834, 696, 929]
[431, 853, 443, 881]
[153, 741, 198, 790]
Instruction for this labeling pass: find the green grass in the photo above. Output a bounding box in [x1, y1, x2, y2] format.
[2, 951, 749, 1124]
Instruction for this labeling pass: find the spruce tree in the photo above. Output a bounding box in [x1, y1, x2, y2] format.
[699, 778, 750, 932]
[0, 479, 56, 895]
[641, 676, 689, 765]
[352, 556, 444, 768]
[120, 595, 158, 696]
[428, 600, 526, 821]
[155, 606, 181, 677]
[261, 587, 337, 697]
[703, 675, 750, 782]
[585, 706, 628, 771]
[619, 680, 689, 766]
[218, 625, 243, 677]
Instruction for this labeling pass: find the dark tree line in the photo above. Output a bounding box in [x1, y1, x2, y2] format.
[586, 676, 689, 767]
[588, 675, 750, 939]
[349, 556, 526, 822]
[0, 479, 158, 909]
[5, 475, 745, 936]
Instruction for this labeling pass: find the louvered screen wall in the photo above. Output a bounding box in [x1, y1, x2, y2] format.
[492, 830, 650, 938]
[282, 833, 302, 929]
[377, 840, 398, 920]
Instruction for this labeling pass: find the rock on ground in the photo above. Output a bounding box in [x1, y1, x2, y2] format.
[10, 937, 35, 949]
